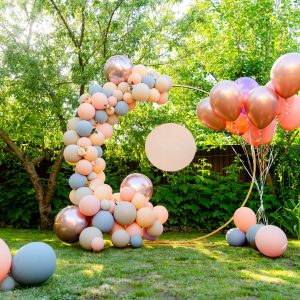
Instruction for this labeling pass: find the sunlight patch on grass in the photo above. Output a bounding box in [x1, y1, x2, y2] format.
[240, 270, 286, 283]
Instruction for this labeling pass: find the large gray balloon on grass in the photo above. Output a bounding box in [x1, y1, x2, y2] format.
[246, 224, 265, 247]
[226, 228, 246, 246]
[12, 242, 56, 285]
[76, 120, 94, 137]
[0, 276, 16, 291]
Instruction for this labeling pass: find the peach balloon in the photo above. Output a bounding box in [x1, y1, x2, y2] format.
[77, 137, 92, 148]
[63, 130, 79, 145]
[246, 119, 277, 145]
[147, 220, 163, 237]
[278, 96, 300, 131]
[67, 117, 81, 130]
[131, 192, 147, 209]
[107, 114, 120, 125]
[148, 88, 160, 102]
[136, 207, 156, 228]
[234, 207, 257, 233]
[63, 145, 82, 163]
[155, 75, 173, 92]
[197, 97, 226, 130]
[89, 132, 105, 146]
[91, 93, 108, 109]
[242, 131, 260, 147]
[108, 96, 118, 107]
[120, 187, 136, 202]
[113, 90, 123, 101]
[109, 200, 116, 213]
[126, 223, 143, 237]
[132, 83, 150, 102]
[69, 189, 76, 203]
[123, 92, 134, 104]
[0, 239, 12, 282]
[92, 158, 106, 173]
[127, 73, 142, 85]
[118, 82, 129, 93]
[76, 159, 93, 176]
[84, 146, 98, 162]
[79, 93, 89, 104]
[132, 64, 148, 77]
[146, 202, 154, 209]
[270, 52, 300, 98]
[89, 178, 104, 191]
[91, 237, 104, 252]
[153, 205, 169, 224]
[103, 82, 117, 91]
[106, 106, 115, 116]
[79, 195, 100, 216]
[210, 80, 244, 121]
[108, 222, 125, 235]
[96, 123, 113, 139]
[97, 172, 106, 182]
[225, 113, 247, 135]
[94, 184, 113, 201]
[78, 103, 95, 120]
[255, 225, 288, 258]
[113, 193, 121, 202]
[128, 101, 136, 110]
[157, 92, 168, 105]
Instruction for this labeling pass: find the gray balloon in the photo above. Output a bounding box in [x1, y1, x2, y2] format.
[88, 83, 103, 95]
[95, 110, 108, 123]
[0, 276, 16, 291]
[76, 120, 94, 137]
[69, 173, 87, 189]
[142, 75, 155, 88]
[95, 146, 103, 157]
[115, 101, 129, 116]
[12, 242, 56, 285]
[92, 211, 114, 233]
[226, 228, 246, 246]
[102, 89, 113, 97]
[54, 206, 89, 243]
[246, 224, 265, 247]
[130, 235, 143, 248]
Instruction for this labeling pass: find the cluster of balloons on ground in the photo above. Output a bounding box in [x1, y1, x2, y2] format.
[226, 207, 288, 258]
[197, 53, 300, 146]
[56, 55, 171, 251]
[0, 240, 56, 291]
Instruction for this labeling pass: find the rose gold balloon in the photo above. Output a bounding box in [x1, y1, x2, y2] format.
[104, 55, 133, 85]
[270, 52, 300, 98]
[245, 86, 278, 129]
[278, 96, 300, 131]
[120, 173, 153, 202]
[196, 97, 226, 130]
[210, 80, 244, 121]
[54, 206, 89, 243]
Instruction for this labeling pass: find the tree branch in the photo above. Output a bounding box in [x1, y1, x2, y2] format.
[48, 0, 79, 48]
[79, 1, 86, 47]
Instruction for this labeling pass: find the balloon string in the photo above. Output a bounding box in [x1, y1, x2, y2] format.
[173, 84, 210, 95]
[145, 146, 257, 246]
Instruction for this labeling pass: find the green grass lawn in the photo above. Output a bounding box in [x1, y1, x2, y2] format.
[0, 228, 299, 300]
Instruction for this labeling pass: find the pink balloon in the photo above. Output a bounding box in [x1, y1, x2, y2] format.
[153, 206, 169, 224]
[233, 207, 256, 233]
[146, 202, 154, 209]
[96, 123, 113, 139]
[0, 239, 12, 282]
[266, 81, 288, 115]
[108, 222, 125, 235]
[247, 119, 277, 145]
[126, 223, 143, 237]
[120, 187, 136, 202]
[77, 103, 96, 120]
[91, 237, 104, 252]
[77, 137, 92, 148]
[91, 93, 108, 109]
[255, 225, 288, 258]
[278, 96, 300, 131]
[79, 195, 101, 216]
[75, 159, 93, 176]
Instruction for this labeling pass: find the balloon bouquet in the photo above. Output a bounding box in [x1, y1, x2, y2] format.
[197, 52, 300, 257]
[54, 55, 172, 251]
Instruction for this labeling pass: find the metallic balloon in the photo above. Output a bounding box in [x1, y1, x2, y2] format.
[104, 55, 133, 85]
[197, 97, 226, 130]
[270, 52, 300, 99]
[210, 80, 244, 121]
[245, 86, 278, 129]
[120, 173, 153, 202]
[54, 206, 88, 243]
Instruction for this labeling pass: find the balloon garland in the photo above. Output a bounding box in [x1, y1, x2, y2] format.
[54, 55, 173, 251]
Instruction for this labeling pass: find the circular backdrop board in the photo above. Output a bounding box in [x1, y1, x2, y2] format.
[145, 123, 196, 172]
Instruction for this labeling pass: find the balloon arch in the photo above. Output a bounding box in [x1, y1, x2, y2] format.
[54, 53, 300, 251]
